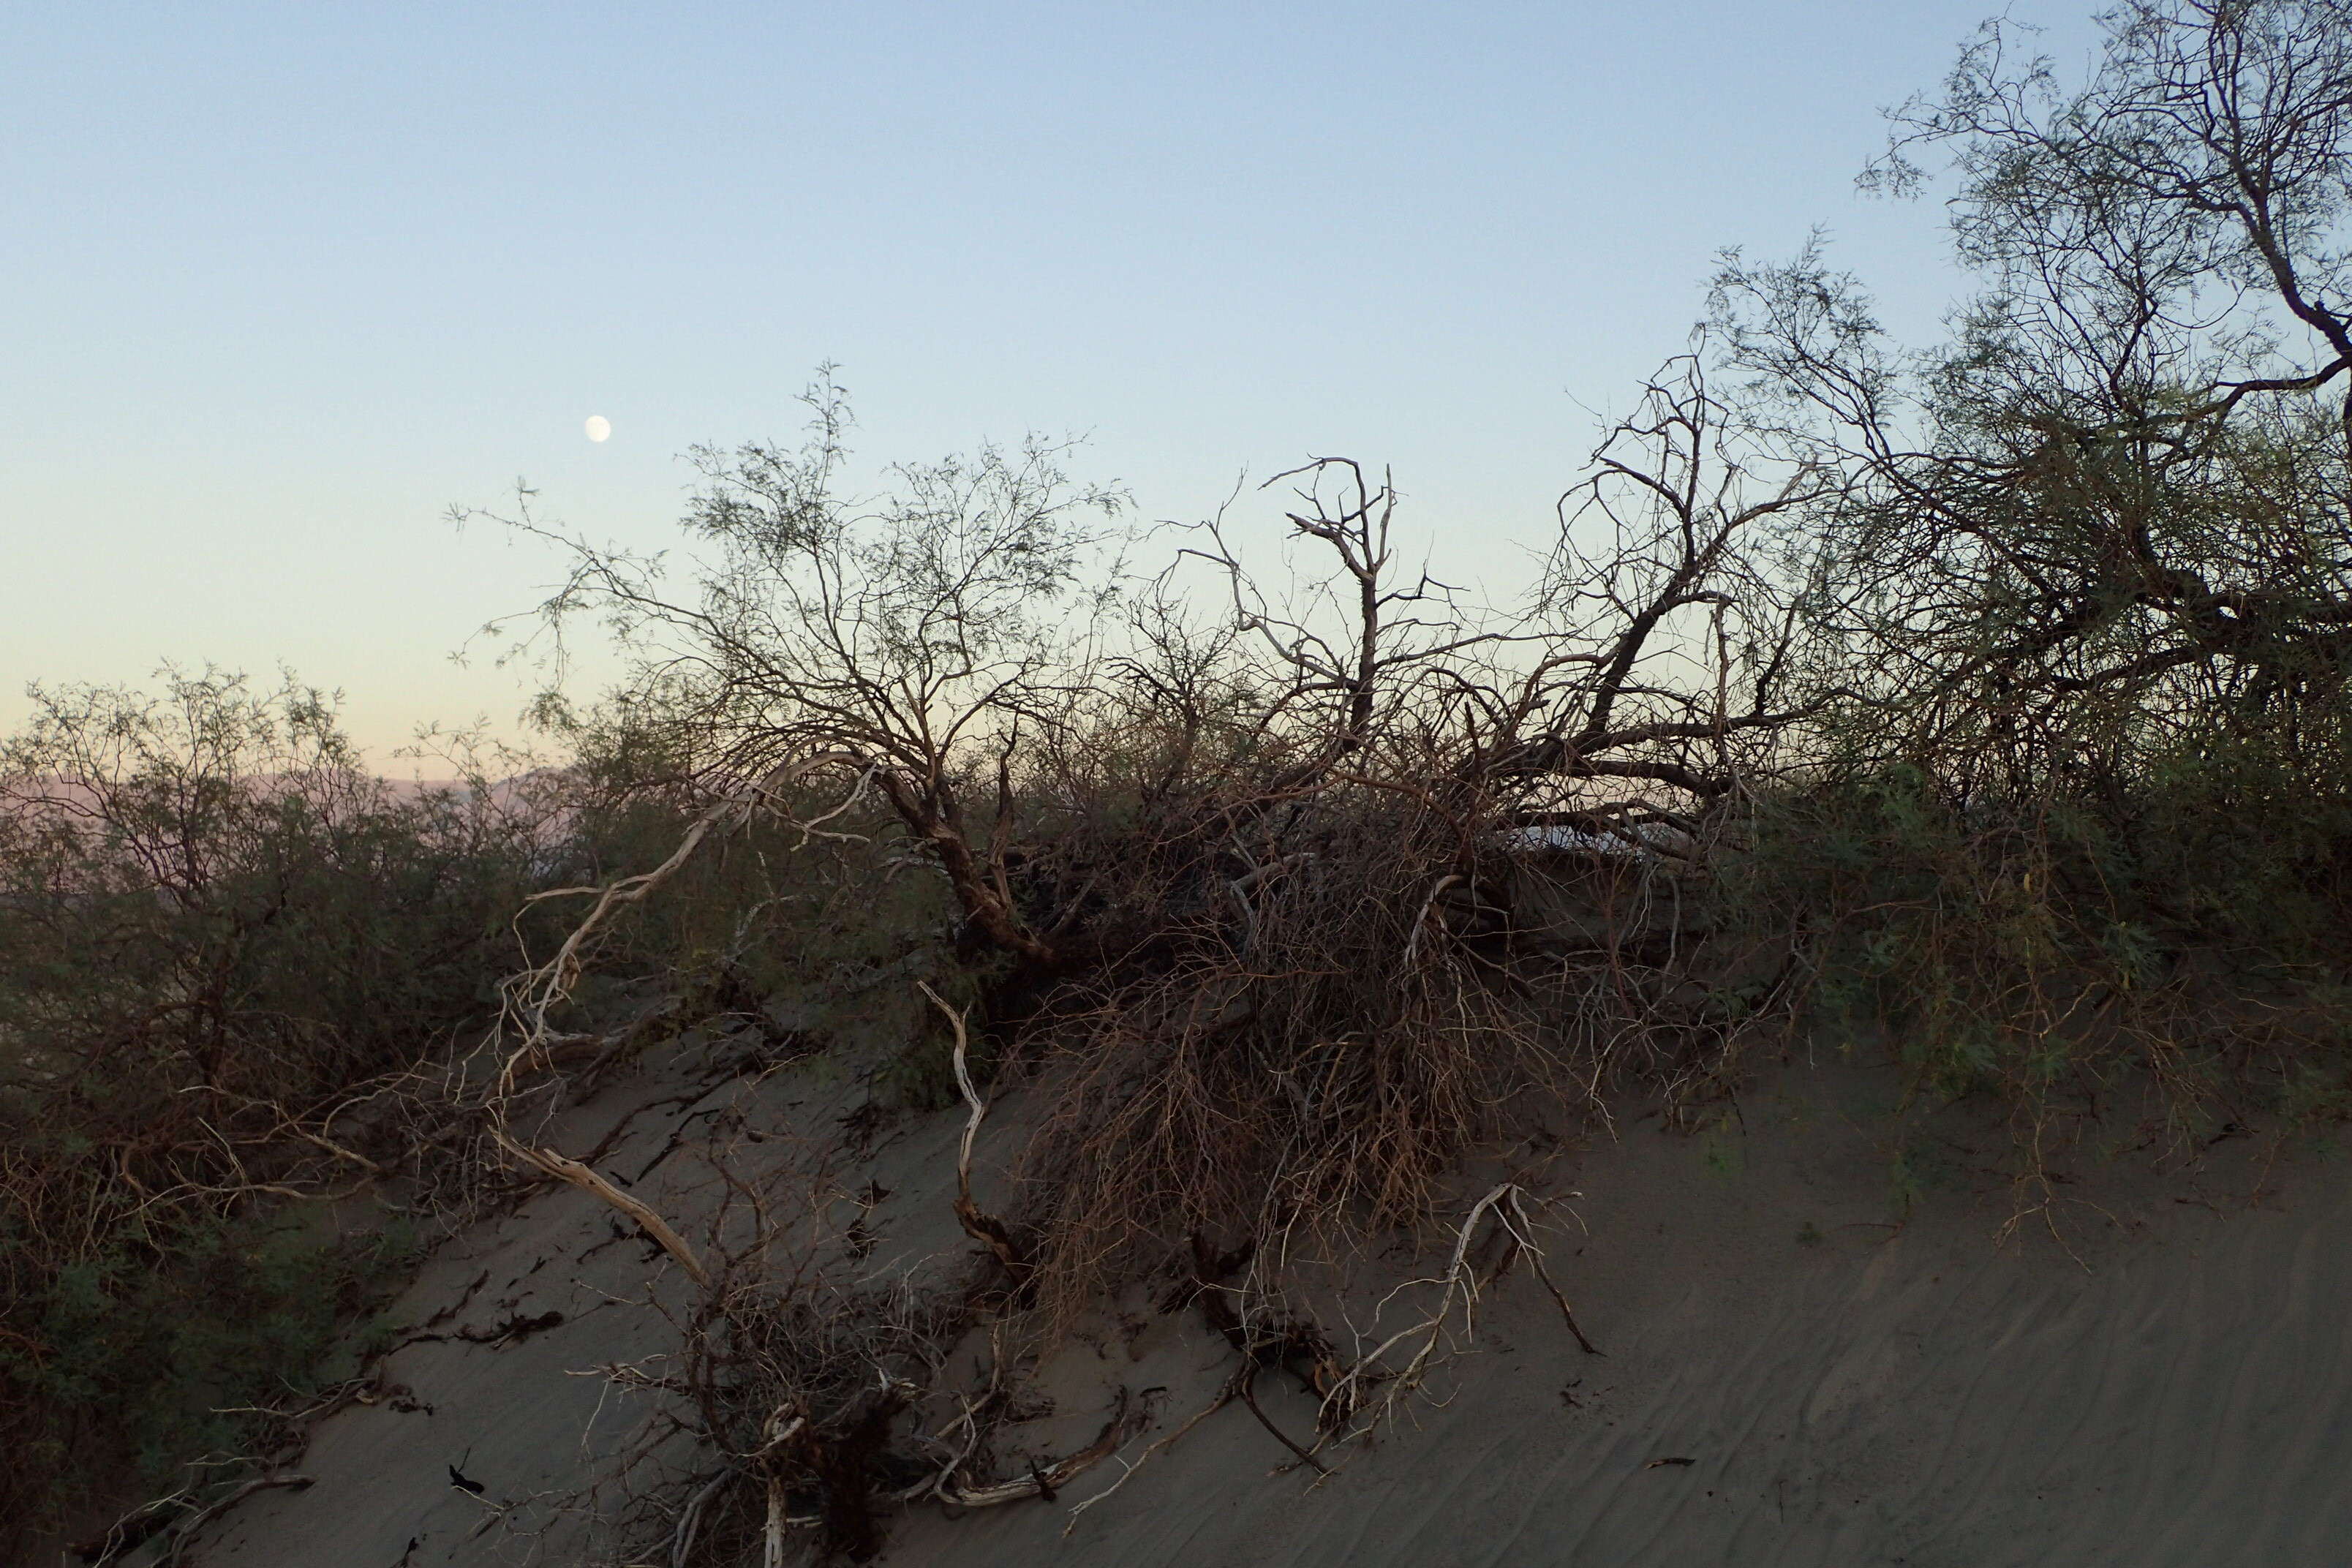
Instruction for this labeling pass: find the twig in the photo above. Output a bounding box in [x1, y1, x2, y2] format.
[1316, 1181, 1595, 1436]
[1502, 1187, 1604, 1356]
[1062, 1390, 1233, 1534]
[80, 1473, 314, 1568]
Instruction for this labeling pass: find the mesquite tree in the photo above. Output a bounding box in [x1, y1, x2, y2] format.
[1714, 0, 2352, 788]
[467, 372, 1128, 973]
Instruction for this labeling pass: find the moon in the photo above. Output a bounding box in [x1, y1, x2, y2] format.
[584, 415, 612, 443]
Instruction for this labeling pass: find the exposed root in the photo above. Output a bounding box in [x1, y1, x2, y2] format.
[1055, 1187, 1591, 1533]
[1317, 1181, 1598, 1441]
[1233, 1366, 1328, 1477]
[1060, 1389, 1234, 1536]
[1493, 1185, 1604, 1357]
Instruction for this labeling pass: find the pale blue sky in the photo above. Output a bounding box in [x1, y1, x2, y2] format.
[2, 1, 2099, 757]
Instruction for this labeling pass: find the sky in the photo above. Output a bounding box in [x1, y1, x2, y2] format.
[1, 1, 2106, 761]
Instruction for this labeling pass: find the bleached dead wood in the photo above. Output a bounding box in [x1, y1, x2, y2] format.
[916, 980, 1028, 1282]
[668, 1466, 734, 1568]
[1061, 1390, 1232, 1534]
[491, 1129, 709, 1287]
[932, 1398, 1132, 1507]
[495, 755, 865, 1092]
[761, 1399, 798, 1568]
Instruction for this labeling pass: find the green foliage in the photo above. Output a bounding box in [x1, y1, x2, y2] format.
[1700, 0, 2352, 1155]
[1724, 727, 2352, 1149]
[0, 669, 554, 1543]
[11, 1211, 420, 1486]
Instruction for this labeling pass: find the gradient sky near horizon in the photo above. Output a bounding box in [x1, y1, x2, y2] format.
[3, 1, 2104, 761]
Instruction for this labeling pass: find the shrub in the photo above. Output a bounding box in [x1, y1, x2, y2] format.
[0, 669, 554, 1545]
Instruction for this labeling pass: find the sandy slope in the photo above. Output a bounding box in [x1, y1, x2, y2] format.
[156, 1039, 2352, 1568]
[889, 1074, 2352, 1568]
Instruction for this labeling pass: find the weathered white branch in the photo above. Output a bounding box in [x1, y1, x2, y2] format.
[491, 1129, 709, 1287]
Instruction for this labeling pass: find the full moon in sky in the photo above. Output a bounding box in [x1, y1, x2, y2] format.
[584, 415, 612, 442]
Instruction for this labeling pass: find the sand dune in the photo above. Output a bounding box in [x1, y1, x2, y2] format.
[170, 1041, 2352, 1568]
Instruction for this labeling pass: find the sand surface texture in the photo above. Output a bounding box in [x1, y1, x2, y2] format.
[171, 1044, 2352, 1568]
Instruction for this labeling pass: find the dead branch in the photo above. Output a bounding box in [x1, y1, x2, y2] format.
[77, 1473, 314, 1567]
[670, 1466, 735, 1568]
[1502, 1186, 1602, 1356]
[497, 755, 857, 1091]
[761, 1401, 795, 1568]
[1233, 1364, 1328, 1477]
[491, 1129, 709, 1287]
[917, 980, 1028, 1284]
[1061, 1388, 1233, 1534]
[933, 1395, 1135, 1507]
